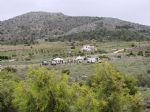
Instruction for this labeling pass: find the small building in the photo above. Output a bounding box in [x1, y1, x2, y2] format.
[87, 57, 96, 63]
[87, 56, 100, 63]
[75, 56, 84, 63]
[81, 45, 97, 52]
[51, 58, 64, 65]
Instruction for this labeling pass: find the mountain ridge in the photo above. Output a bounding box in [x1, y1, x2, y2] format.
[0, 11, 150, 43]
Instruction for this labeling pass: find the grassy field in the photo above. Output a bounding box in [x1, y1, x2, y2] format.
[0, 40, 149, 78]
[111, 56, 150, 76]
[0, 41, 147, 64]
[0, 41, 149, 72]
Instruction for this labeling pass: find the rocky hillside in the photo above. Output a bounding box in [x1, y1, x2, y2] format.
[0, 11, 150, 43]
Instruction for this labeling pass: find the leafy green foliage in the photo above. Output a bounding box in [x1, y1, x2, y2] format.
[137, 73, 150, 87]
[13, 67, 103, 112]
[88, 62, 144, 112]
[2, 67, 17, 73]
[62, 69, 70, 75]
[0, 62, 145, 112]
[0, 71, 18, 112]
[126, 51, 136, 57]
[137, 51, 144, 56]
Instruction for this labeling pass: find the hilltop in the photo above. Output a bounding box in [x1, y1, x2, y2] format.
[0, 11, 150, 44]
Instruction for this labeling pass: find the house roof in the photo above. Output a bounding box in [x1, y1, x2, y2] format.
[76, 56, 84, 60]
[53, 58, 64, 61]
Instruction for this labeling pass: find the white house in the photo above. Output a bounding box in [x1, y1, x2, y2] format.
[81, 45, 97, 52]
[87, 57, 100, 63]
[87, 58, 96, 63]
[75, 56, 84, 63]
[51, 58, 64, 65]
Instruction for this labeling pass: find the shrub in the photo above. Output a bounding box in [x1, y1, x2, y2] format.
[12, 54, 17, 57]
[137, 51, 143, 56]
[52, 54, 59, 58]
[87, 62, 144, 112]
[137, 74, 150, 87]
[0, 56, 11, 60]
[78, 51, 85, 56]
[25, 57, 31, 61]
[2, 67, 17, 73]
[145, 50, 150, 57]
[71, 46, 75, 49]
[117, 55, 121, 58]
[131, 43, 136, 47]
[126, 51, 136, 56]
[28, 53, 34, 58]
[97, 49, 107, 54]
[147, 70, 150, 74]
[99, 55, 108, 59]
[62, 69, 70, 75]
[0, 71, 18, 112]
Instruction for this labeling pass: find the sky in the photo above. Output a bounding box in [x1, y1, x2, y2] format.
[0, 0, 150, 25]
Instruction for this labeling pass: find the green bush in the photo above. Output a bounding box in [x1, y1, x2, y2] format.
[12, 54, 17, 57]
[131, 43, 136, 47]
[99, 55, 108, 59]
[62, 69, 70, 75]
[0, 56, 11, 60]
[0, 71, 18, 112]
[87, 62, 144, 112]
[126, 51, 136, 56]
[137, 51, 143, 56]
[71, 46, 75, 49]
[25, 57, 31, 61]
[147, 70, 150, 74]
[137, 73, 150, 87]
[97, 49, 107, 54]
[2, 67, 17, 73]
[145, 50, 150, 57]
[52, 54, 59, 58]
[78, 51, 85, 56]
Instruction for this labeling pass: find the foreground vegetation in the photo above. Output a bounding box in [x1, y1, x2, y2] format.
[0, 62, 145, 112]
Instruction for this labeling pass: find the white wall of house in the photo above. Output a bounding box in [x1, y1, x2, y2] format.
[81, 45, 97, 52]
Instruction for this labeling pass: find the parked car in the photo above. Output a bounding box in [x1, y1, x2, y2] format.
[42, 60, 49, 66]
[51, 60, 57, 65]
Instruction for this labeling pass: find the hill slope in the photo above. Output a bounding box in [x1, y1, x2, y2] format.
[0, 11, 150, 43]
